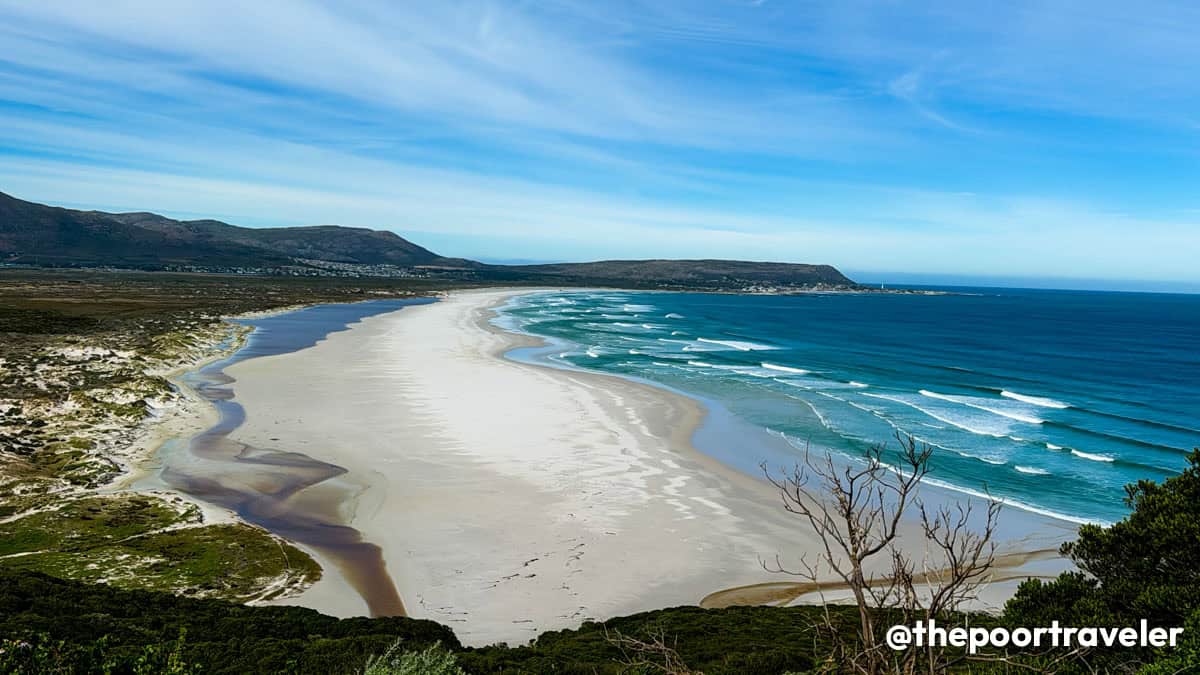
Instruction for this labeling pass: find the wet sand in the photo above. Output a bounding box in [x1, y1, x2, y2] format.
[147, 300, 433, 617]
[162, 362, 405, 616]
[194, 288, 1074, 646]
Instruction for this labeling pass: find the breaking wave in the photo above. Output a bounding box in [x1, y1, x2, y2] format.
[862, 392, 1007, 438]
[1001, 390, 1070, 409]
[762, 362, 809, 375]
[1071, 449, 1115, 463]
[695, 337, 778, 351]
[919, 389, 1043, 425]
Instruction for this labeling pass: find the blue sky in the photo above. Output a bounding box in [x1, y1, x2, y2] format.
[0, 1, 1197, 287]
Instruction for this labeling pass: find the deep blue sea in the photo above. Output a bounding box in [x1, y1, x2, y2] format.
[495, 288, 1199, 525]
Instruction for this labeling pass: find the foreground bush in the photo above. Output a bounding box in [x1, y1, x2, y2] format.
[362, 641, 466, 675]
[1005, 449, 1200, 672]
[0, 570, 457, 674]
[7, 442, 1200, 674]
[0, 569, 832, 674]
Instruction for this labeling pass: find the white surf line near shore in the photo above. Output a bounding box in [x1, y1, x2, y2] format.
[1001, 390, 1071, 409]
[919, 389, 1044, 425]
[217, 289, 1072, 646]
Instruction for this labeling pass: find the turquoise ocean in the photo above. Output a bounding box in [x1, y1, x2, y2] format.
[494, 288, 1199, 526]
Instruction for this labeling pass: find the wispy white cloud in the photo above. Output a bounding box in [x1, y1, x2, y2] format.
[0, 0, 894, 153]
[4, 149, 1194, 283]
[588, 0, 1200, 128]
[0, 0, 1195, 281]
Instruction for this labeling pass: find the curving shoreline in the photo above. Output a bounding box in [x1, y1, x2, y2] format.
[138, 299, 433, 616]
[171, 288, 1067, 646]
[112, 288, 1079, 646]
[162, 352, 407, 617]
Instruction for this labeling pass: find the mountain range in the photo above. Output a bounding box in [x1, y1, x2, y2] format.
[0, 191, 855, 290]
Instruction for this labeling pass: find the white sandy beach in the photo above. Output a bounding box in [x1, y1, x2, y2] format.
[220, 289, 1072, 646]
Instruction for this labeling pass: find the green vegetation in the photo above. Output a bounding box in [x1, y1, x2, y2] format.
[1, 447, 1198, 673]
[363, 641, 467, 675]
[0, 190, 461, 270]
[0, 569, 457, 674]
[1, 192, 861, 292]
[0, 270, 455, 604]
[0, 569, 862, 674]
[459, 605, 858, 674]
[0, 493, 320, 600]
[1003, 448, 1200, 672]
[0, 629, 195, 675]
[0, 495, 193, 557]
[2, 269, 1195, 673]
[0, 508, 321, 600]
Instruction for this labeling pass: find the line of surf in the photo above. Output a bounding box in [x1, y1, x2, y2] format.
[920, 389, 1044, 425]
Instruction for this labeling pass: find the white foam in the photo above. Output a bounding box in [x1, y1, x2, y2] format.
[848, 381, 869, 388]
[865, 455, 1106, 525]
[761, 362, 809, 374]
[691, 337, 776, 351]
[917, 476, 1108, 526]
[665, 313, 685, 319]
[928, 438, 1007, 465]
[1015, 465, 1050, 475]
[1002, 390, 1070, 409]
[648, 352, 691, 361]
[709, 363, 756, 372]
[623, 304, 656, 313]
[863, 392, 1007, 438]
[682, 361, 769, 378]
[585, 347, 601, 358]
[919, 389, 1043, 425]
[798, 400, 832, 429]
[1071, 449, 1115, 463]
[741, 368, 776, 378]
[1046, 443, 1063, 450]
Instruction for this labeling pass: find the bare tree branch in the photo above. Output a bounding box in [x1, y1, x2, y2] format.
[763, 433, 1003, 674]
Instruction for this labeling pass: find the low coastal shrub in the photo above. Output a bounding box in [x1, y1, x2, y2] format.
[0, 569, 839, 674]
[6, 564, 1195, 674]
[0, 629, 194, 675]
[458, 605, 828, 674]
[362, 640, 467, 675]
[4, 453, 1198, 673]
[1004, 449, 1200, 672]
[0, 570, 458, 674]
[0, 496, 321, 602]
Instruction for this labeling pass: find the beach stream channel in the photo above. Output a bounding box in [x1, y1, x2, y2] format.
[142, 298, 432, 617]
